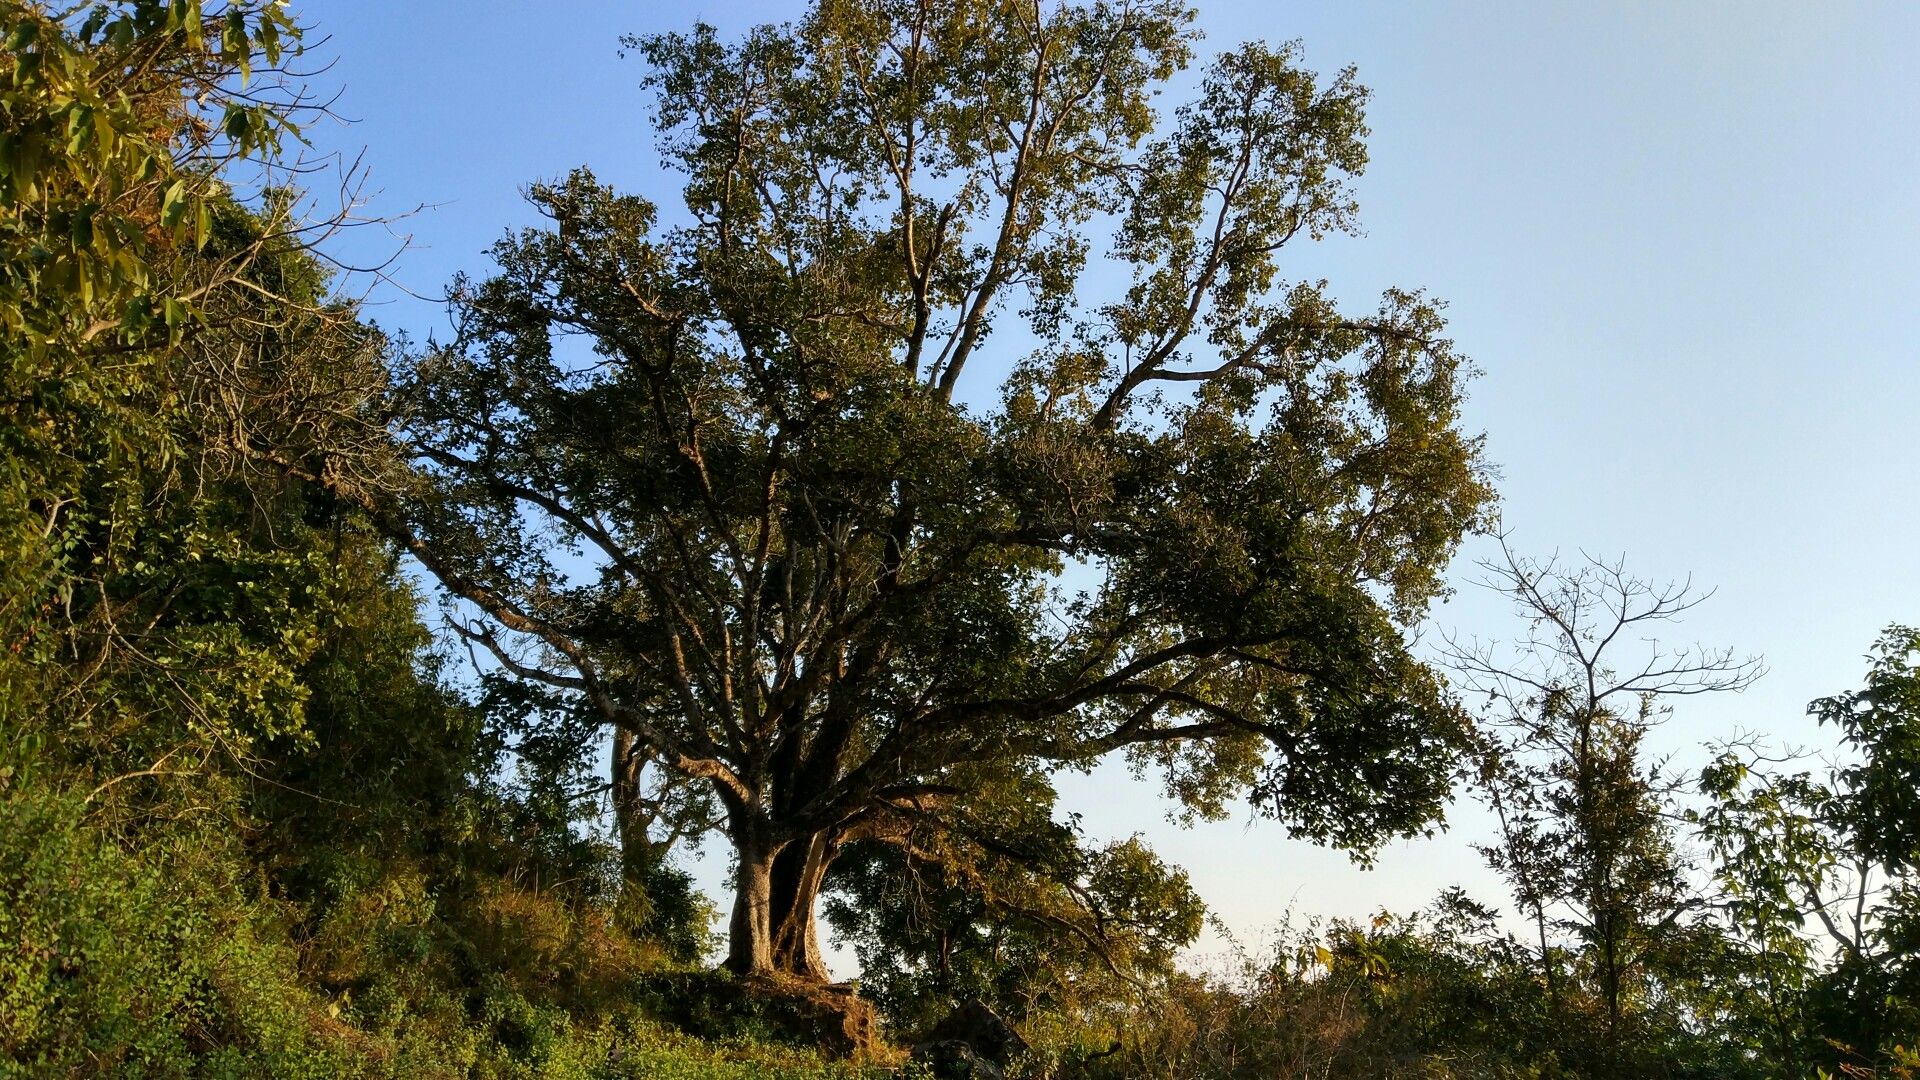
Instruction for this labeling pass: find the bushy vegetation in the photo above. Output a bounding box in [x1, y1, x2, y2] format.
[0, 3, 854, 1076]
[3, 1, 1917, 1077]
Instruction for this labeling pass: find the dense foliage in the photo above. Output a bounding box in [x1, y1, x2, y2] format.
[2, 1, 1916, 1077]
[0, 4, 789, 1077]
[386, 0, 1493, 982]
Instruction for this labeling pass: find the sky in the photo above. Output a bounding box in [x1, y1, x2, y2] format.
[292, 1, 1920, 974]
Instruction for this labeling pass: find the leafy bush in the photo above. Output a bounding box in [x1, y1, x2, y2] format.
[0, 768, 357, 1077]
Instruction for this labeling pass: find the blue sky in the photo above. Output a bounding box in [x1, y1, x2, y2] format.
[297, 1, 1920, 971]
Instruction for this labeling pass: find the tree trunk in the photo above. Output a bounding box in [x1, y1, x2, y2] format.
[726, 826, 780, 975]
[769, 832, 834, 981]
[611, 729, 652, 881]
[724, 823, 837, 981]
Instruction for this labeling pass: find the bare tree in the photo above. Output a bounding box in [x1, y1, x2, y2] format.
[1442, 538, 1762, 1073]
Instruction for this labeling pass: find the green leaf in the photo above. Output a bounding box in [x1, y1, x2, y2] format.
[222, 10, 247, 56]
[79, 8, 108, 44]
[222, 104, 250, 143]
[13, 135, 42, 197]
[13, 45, 41, 83]
[66, 104, 94, 155]
[194, 198, 210, 251]
[91, 107, 114, 156]
[160, 178, 188, 227]
[6, 20, 38, 53]
[256, 16, 280, 64]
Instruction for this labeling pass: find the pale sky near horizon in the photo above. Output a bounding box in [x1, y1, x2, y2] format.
[295, 2, 1920, 975]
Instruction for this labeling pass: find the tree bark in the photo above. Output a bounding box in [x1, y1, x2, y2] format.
[721, 814, 842, 981]
[726, 825, 780, 975]
[769, 832, 834, 981]
[611, 729, 651, 882]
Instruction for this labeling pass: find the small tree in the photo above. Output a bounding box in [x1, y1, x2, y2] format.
[388, 0, 1494, 979]
[1444, 543, 1760, 1074]
[1700, 625, 1920, 1073]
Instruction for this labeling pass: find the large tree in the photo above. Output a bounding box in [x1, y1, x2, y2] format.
[388, 0, 1493, 980]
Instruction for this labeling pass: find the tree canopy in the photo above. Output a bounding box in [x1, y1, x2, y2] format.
[9, 2, 1920, 1076]
[387, 0, 1494, 979]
